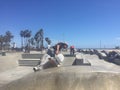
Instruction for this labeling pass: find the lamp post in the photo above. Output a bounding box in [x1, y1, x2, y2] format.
[100, 40, 101, 49]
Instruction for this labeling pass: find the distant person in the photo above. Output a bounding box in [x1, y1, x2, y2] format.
[23, 47, 25, 52]
[70, 45, 75, 55]
[25, 44, 30, 53]
[33, 42, 68, 72]
[11, 42, 16, 51]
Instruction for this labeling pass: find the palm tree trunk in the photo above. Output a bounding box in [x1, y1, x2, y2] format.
[21, 37, 22, 48]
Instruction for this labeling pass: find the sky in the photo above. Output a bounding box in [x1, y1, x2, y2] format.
[0, 0, 120, 48]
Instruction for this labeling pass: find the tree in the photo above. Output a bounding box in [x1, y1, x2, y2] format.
[25, 29, 31, 46]
[34, 29, 44, 50]
[0, 31, 13, 50]
[0, 35, 4, 50]
[20, 30, 31, 46]
[4, 31, 14, 50]
[5, 31, 14, 42]
[20, 30, 24, 48]
[34, 31, 40, 49]
[45, 37, 51, 49]
[30, 37, 35, 48]
[45, 37, 51, 45]
[39, 29, 44, 49]
[115, 46, 120, 49]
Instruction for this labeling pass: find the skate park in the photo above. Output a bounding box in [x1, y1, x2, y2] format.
[0, 49, 120, 90]
[1, 0, 120, 90]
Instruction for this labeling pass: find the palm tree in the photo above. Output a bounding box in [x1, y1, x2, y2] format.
[5, 31, 14, 42]
[27, 30, 31, 40]
[45, 37, 51, 49]
[24, 30, 32, 52]
[34, 29, 44, 50]
[45, 37, 51, 45]
[20, 30, 31, 47]
[0, 31, 13, 50]
[24, 30, 28, 46]
[20, 30, 24, 48]
[34, 31, 40, 49]
[40, 29, 44, 49]
[5, 31, 14, 50]
[30, 37, 35, 48]
[0, 35, 4, 50]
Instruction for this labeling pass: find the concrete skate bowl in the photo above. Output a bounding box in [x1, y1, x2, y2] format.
[1, 66, 120, 90]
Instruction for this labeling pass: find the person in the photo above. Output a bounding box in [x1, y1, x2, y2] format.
[25, 44, 30, 53]
[48, 42, 68, 57]
[33, 42, 68, 72]
[70, 45, 75, 55]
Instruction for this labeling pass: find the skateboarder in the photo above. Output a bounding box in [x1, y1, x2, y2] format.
[33, 42, 68, 72]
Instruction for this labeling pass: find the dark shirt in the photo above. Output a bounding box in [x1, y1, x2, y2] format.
[53, 42, 68, 51]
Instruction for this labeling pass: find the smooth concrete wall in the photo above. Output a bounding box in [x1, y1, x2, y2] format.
[1, 66, 120, 90]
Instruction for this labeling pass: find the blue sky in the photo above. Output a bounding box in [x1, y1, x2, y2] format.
[0, 0, 120, 48]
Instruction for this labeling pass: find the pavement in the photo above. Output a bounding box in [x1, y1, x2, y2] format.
[0, 52, 34, 87]
[83, 54, 120, 73]
[0, 66, 33, 87]
[0, 51, 120, 90]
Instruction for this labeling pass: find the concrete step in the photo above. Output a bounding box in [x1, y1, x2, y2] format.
[22, 54, 43, 59]
[62, 54, 75, 66]
[72, 59, 91, 66]
[74, 53, 91, 66]
[18, 59, 41, 66]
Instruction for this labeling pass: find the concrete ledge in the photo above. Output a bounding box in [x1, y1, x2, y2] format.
[18, 53, 43, 66]
[0, 52, 6, 56]
[75, 53, 83, 59]
[18, 59, 41, 66]
[74, 53, 91, 66]
[22, 54, 43, 59]
[83, 59, 91, 66]
[72, 59, 91, 66]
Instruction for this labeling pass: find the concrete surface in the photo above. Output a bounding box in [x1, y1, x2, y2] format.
[0, 66, 33, 87]
[1, 66, 120, 90]
[0, 51, 120, 90]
